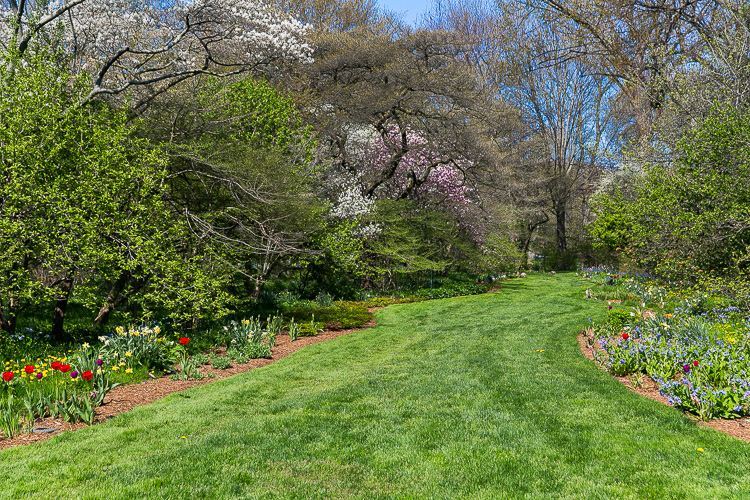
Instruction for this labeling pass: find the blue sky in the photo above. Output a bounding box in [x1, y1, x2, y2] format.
[378, 0, 432, 26]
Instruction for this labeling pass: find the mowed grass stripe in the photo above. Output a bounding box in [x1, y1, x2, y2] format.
[1, 273, 749, 499]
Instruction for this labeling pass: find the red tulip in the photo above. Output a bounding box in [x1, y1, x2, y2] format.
[622, 333, 629, 340]
[179, 337, 190, 345]
[693, 360, 699, 367]
[2, 371, 13, 382]
[24, 365, 34, 374]
[82, 371, 93, 381]
[60, 364, 71, 373]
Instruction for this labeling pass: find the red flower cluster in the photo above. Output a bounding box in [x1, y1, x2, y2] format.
[178, 337, 190, 345]
[51, 361, 72, 372]
[82, 371, 93, 381]
[2, 371, 13, 382]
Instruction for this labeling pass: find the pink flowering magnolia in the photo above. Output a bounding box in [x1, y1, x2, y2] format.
[361, 125, 484, 240]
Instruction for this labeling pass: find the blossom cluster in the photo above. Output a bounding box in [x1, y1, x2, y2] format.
[0, 0, 313, 95]
[360, 126, 484, 240]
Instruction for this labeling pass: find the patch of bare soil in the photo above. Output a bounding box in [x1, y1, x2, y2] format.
[0, 313, 379, 450]
[578, 330, 750, 442]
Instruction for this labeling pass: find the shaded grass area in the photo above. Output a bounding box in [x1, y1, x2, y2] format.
[1, 274, 749, 499]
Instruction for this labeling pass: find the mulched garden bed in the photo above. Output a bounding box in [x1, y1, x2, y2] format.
[0, 314, 378, 450]
[577, 331, 750, 443]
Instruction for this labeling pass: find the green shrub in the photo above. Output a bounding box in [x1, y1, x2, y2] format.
[412, 283, 488, 299]
[298, 323, 318, 337]
[607, 309, 631, 330]
[211, 356, 232, 370]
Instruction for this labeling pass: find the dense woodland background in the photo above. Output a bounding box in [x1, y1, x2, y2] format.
[0, 0, 748, 336]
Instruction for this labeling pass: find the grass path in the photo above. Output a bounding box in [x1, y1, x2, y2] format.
[1, 274, 749, 499]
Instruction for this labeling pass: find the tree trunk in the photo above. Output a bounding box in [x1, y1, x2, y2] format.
[556, 207, 567, 253]
[51, 274, 75, 339]
[92, 272, 131, 328]
[521, 234, 532, 266]
[556, 205, 568, 270]
[0, 298, 20, 335]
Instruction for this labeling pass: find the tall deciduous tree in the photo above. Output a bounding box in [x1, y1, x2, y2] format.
[531, 0, 714, 142]
[427, 0, 620, 266]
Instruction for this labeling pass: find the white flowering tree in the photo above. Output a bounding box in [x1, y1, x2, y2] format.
[0, 0, 312, 109]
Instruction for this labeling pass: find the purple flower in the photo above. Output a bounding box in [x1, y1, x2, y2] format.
[71, 371, 78, 379]
[36, 372, 43, 380]
[96, 359, 103, 366]
[683, 364, 691, 373]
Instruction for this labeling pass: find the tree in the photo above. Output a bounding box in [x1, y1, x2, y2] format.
[590, 104, 750, 282]
[299, 25, 502, 198]
[426, 0, 620, 267]
[0, 46, 230, 336]
[135, 75, 327, 300]
[277, 0, 381, 33]
[0, 0, 313, 110]
[531, 0, 715, 142]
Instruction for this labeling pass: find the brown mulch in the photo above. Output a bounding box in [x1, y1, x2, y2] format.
[577, 330, 750, 442]
[0, 313, 379, 450]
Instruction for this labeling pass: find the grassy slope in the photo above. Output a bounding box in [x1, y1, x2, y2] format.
[1, 274, 749, 499]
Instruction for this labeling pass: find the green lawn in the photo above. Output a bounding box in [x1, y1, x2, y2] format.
[1, 274, 749, 499]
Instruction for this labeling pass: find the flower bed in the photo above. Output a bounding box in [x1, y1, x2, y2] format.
[582, 272, 750, 421]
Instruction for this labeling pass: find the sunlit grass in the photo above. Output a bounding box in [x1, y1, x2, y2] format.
[1, 273, 749, 498]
